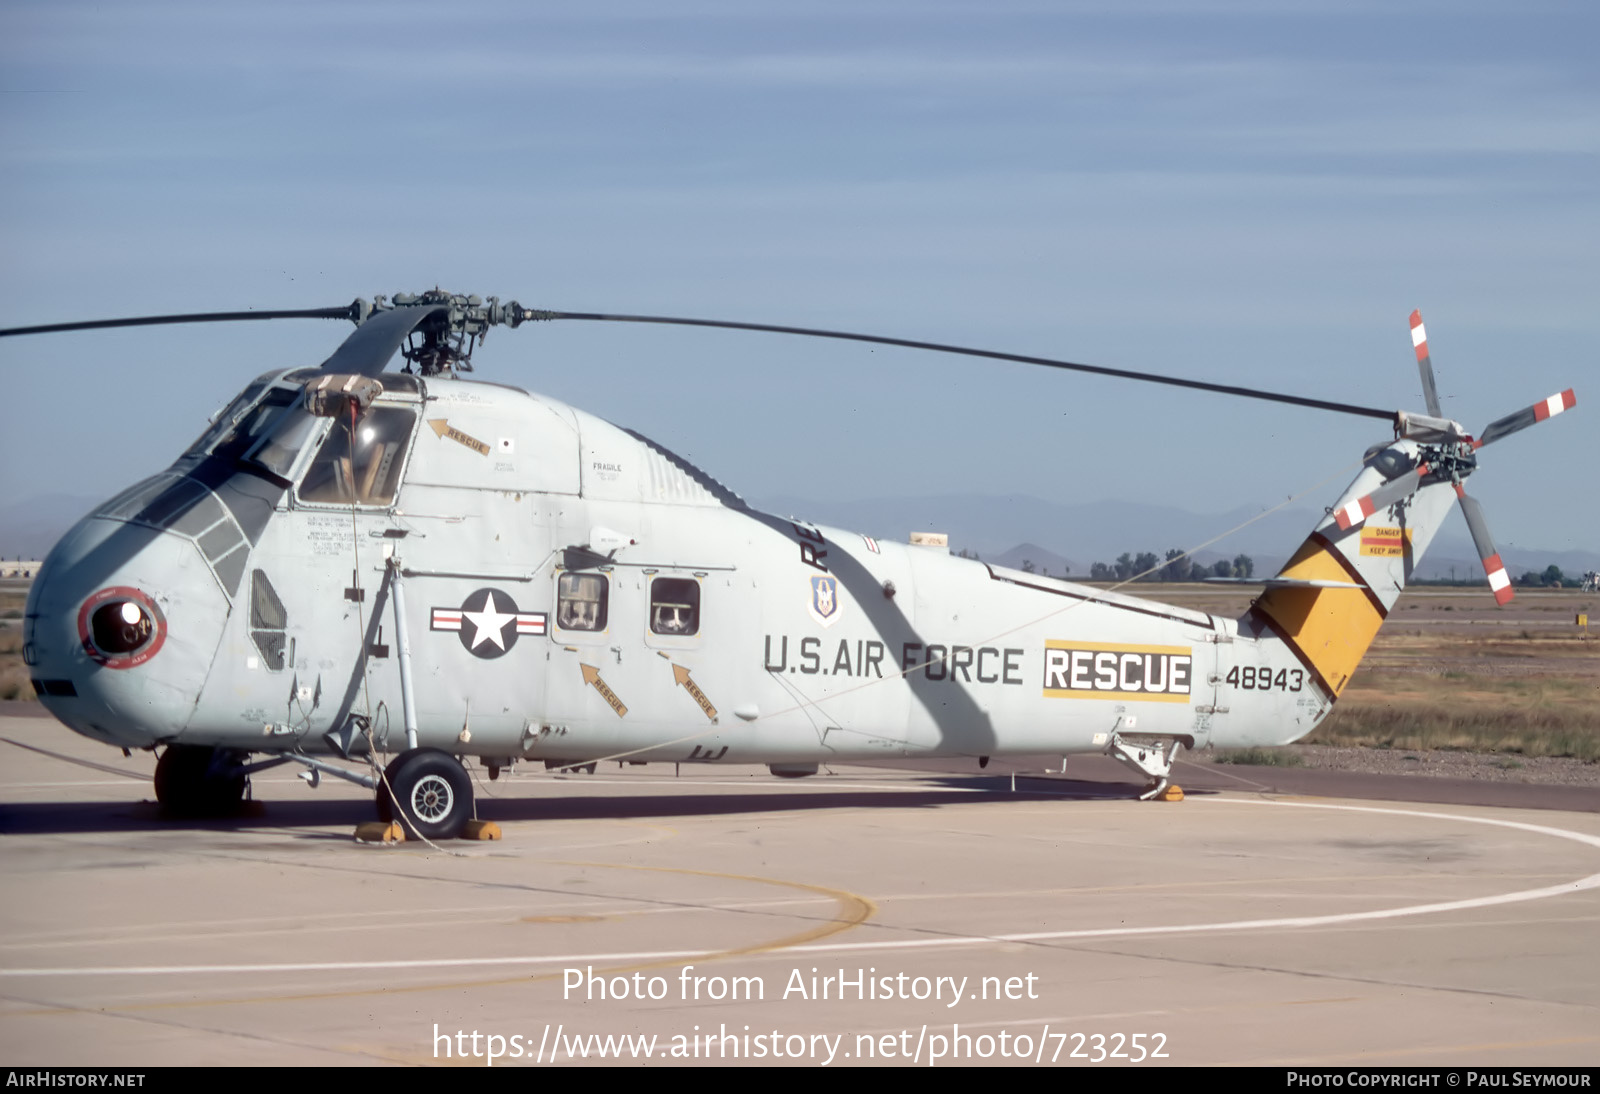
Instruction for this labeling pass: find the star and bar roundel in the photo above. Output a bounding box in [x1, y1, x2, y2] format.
[430, 588, 547, 659]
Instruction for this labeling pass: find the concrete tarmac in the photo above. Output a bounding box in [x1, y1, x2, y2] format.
[2, 710, 1597, 1068]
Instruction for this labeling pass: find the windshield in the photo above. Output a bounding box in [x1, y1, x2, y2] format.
[244, 407, 328, 482]
[185, 380, 270, 457]
[297, 405, 417, 507]
[186, 385, 298, 464]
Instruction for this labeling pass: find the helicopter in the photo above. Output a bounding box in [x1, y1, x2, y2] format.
[2, 292, 1577, 838]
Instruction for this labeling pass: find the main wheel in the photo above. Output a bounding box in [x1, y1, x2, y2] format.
[153, 745, 248, 817]
[373, 752, 411, 824]
[374, 748, 473, 840]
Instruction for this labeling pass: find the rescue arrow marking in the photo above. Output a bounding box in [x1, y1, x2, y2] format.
[672, 663, 719, 723]
[580, 663, 628, 718]
[427, 418, 491, 456]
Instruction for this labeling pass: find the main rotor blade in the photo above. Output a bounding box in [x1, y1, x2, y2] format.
[1409, 310, 1443, 418]
[1333, 463, 1431, 531]
[0, 306, 360, 339]
[1476, 389, 1577, 448]
[1454, 484, 1514, 605]
[534, 310, 1399, 421]
[318, 302, 450, 377]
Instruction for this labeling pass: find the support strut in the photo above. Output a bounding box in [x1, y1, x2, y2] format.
[1105, 731, 1185, 801]
[243, 754, 380, 790]
[389, 558, 420, 751]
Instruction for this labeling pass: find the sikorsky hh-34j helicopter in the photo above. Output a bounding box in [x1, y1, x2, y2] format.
[2, 293, 1578, 838]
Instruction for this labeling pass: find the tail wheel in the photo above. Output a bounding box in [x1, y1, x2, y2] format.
[374, 748, 473, 840]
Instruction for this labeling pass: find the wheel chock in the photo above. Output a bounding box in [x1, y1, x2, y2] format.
[355, 820, 405, 844]
[462, 819, 502, 841]
[1158, 784, 1185, 801]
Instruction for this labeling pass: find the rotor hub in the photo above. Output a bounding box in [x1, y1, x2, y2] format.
[354, 290, 536, 377]
[1418, 439, 1480, 488]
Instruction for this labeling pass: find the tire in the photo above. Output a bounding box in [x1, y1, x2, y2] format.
[377, 748, 473, 840]
[154, 745, 248, 817]
[373, 752, 412, 824]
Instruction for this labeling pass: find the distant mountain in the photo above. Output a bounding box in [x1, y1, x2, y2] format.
[989, 543, 1076, 576]
[1408, 544, 1600, 583]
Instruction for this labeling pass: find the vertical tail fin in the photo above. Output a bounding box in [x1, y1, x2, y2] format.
[1248, 441, 1456, 697]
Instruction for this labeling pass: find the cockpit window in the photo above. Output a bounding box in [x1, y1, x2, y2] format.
[297, 405, 417, 507]
[187, 384, 296, 462]
[185, 381, 269, 457]
[244, 408, 329, 482]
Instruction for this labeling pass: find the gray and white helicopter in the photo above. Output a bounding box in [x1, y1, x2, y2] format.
[4, 294, 1577, 837]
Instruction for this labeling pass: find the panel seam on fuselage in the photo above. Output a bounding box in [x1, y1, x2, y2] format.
[985, 566, 1213, 629]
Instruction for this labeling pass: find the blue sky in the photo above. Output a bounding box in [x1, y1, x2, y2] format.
[2, 1, 1595, 556]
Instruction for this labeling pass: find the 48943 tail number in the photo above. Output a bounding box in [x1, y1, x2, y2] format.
[1225, 665, 1304, 692]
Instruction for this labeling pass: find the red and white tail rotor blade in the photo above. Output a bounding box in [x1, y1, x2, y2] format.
[1333, 464, 1431, 531]
[1476, 389, 1576, 448]
[1409, 310, 1443, 418]
[1453, 485, 1514, 605]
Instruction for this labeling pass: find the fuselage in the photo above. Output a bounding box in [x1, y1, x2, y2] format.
[29, 367, 1416, 770]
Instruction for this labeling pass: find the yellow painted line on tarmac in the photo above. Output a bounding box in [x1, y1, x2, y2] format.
[4, 861, 875, 1015]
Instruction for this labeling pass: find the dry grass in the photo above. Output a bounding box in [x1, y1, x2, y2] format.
[1311, 670, 1600, 761]
[0, 585, 34, 701]
[1213, 747, 1304, 767]
[1139, 586, 1600, 763]
[0, 630, 33, 701]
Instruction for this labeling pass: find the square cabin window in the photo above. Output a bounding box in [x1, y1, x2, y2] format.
[649, 577, 700, 636]
[557, 573, 608, 632]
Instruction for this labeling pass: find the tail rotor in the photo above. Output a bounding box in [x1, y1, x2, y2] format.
[1329, 310, 1576, 605]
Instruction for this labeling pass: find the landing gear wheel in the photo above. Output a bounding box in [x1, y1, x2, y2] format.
[154, 745, 249, 817]
[374, 748, 474, 840]
[373, 752, 410, 824]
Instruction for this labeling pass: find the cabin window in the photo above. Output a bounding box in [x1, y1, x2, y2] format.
[298, 405, 416, 507]
[249, 569, 288, 671]
[649, 577, 700, 636]
[557, 573, 608, 632]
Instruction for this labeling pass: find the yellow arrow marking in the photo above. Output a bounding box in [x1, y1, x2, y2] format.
[672, 663, 719, 723]
[426, 418, 490, 456]
[580, 663, 628, 718]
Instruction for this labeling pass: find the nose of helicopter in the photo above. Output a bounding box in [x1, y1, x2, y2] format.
[25, 507, 232, 750]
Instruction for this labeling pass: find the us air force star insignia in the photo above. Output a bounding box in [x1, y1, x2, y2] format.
[431, 589, 547, 659]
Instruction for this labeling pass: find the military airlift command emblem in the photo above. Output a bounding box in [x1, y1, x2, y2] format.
[808, 575, 842, 627]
